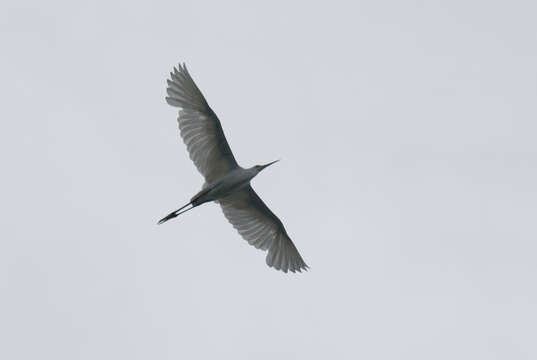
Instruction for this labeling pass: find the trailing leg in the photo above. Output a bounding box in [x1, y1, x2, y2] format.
[157, 202, 195, 224]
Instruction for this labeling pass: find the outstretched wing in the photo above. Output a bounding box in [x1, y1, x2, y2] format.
[166, 63, 238, 184]
[218, 186, 308, 273]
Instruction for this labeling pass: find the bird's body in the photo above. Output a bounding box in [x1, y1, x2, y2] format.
[192, 166, 257, 206]
[158, 63, 308, 273]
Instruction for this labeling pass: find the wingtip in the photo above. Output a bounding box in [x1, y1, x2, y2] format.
[267, 261, 309, 274]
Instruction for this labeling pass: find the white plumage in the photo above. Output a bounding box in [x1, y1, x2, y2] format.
[159, 63, 308, 273]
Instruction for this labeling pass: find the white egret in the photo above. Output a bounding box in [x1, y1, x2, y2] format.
[158, 63, 308, 273]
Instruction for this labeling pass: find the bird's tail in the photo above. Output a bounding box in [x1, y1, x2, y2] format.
[157, 202, 194, 224]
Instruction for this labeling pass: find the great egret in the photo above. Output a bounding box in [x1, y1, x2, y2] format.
[158, 63, 308, 273]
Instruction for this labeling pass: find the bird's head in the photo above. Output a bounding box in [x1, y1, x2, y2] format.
[254, 159, 280, 173]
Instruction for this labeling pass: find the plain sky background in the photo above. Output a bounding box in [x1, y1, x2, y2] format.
[2, 0, 536, 359]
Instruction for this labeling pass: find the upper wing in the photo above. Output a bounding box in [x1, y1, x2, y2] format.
[218, 186, 308, 273]
[166, 63, 238, 184]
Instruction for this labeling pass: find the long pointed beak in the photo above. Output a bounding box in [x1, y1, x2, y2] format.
[260, 159, 280, 170]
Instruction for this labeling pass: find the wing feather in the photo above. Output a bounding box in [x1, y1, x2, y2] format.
[219, 186, 308, 273]
[166, 63, 238, 183]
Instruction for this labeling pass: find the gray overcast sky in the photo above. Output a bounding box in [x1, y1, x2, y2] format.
[1, 0, 536, 359]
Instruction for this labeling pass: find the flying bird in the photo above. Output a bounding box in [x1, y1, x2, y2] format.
[158, 63, 308, 273]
